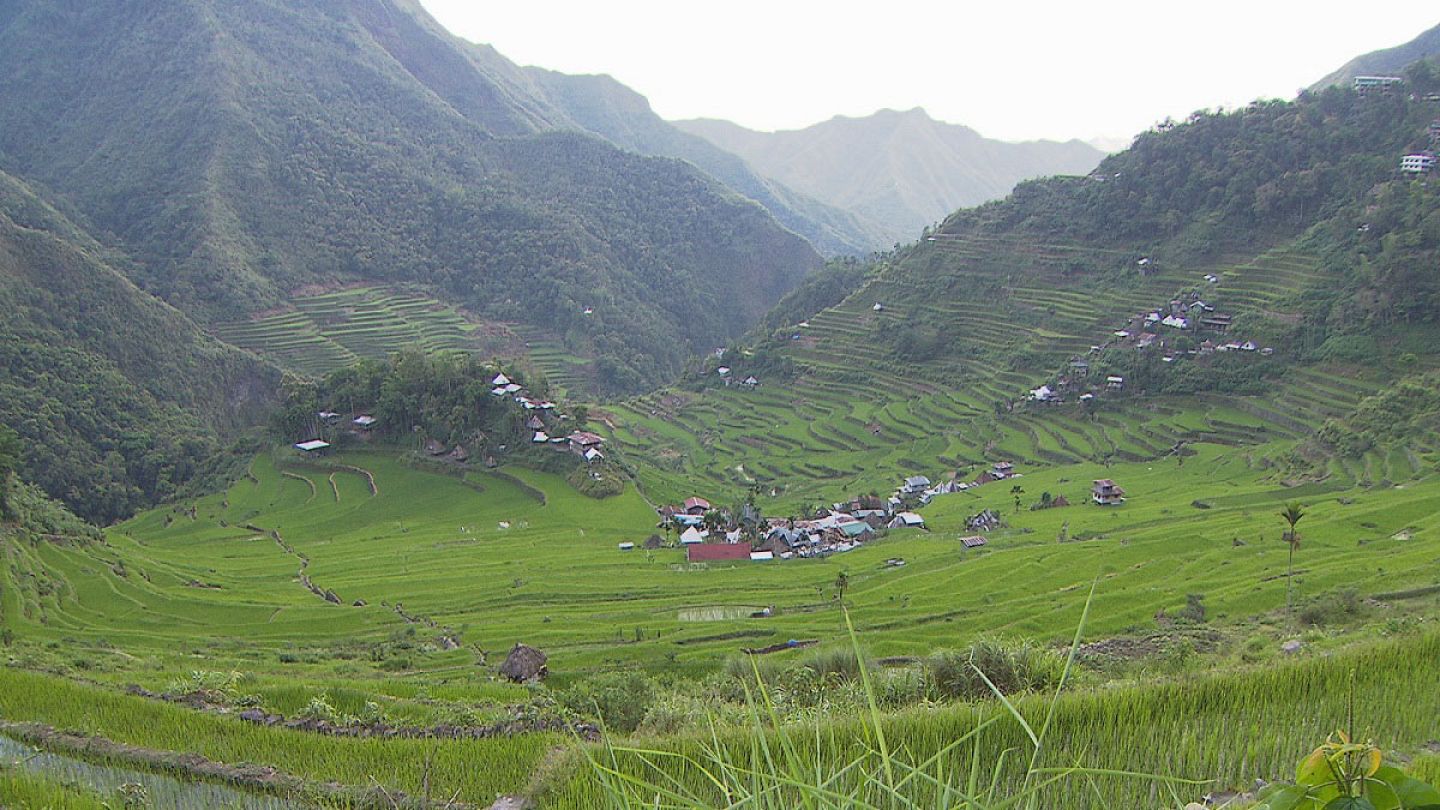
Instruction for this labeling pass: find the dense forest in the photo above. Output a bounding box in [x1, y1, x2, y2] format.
[0, 170, 277, 524]
[0, 0, 821, 394]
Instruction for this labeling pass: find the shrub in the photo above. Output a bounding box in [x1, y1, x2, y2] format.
[1298, 589, 1362, 627]
[925, 638, 1065, 701]
[560, 670, 657, 733]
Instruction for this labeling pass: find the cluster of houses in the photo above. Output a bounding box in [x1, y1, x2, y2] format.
[485, 372, 606, 463]
[1026, 286, 1276, 406]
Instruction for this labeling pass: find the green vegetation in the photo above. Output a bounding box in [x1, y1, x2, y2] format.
[0, 169, 277, 523]
[0, 0, 820, 395]
[0, 771, 111, 810]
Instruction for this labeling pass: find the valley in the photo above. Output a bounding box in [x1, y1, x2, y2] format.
[2, 5, 1440, 809]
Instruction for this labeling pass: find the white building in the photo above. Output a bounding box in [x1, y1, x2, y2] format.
[1354, 75, 1403, 95]
[1401, 153, 1437, 174]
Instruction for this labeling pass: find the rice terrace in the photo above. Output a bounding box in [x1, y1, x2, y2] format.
[3, 3, 1440, 809]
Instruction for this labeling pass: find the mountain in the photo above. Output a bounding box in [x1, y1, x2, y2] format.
[673, 108, 1106, 244]
[0, 168, 278, 524]
[518, 68, 890, 254]
[0, 0, 822, 394]
[1311, 21, 1440, 90]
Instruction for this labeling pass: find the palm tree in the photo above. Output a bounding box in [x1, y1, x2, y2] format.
[1279, 502, 1306, 616]
[834, 570, 850, 605]
[1010, 484, 1025, 513]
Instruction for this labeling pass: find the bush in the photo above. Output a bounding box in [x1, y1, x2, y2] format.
[1298, 589, 1362, 627]
[559, 670, 657, 733]
[925, 638, 1065, 701]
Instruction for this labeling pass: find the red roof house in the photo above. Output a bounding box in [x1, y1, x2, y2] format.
[687, 544, 751, 563]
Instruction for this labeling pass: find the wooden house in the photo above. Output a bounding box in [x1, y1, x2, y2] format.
[1092, 479, 1126, 506]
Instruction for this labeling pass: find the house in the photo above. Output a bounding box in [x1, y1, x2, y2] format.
[1136, 333, 1157, 349]
[742, 376, 759, 388]
[1092, 479, 1126, 506]
[901, 475, 931, 495]
[687, 543, 749, 563]
[1353, 75, 1403, 95]
[749, 551, 775, 562]
[1201, 313, 1233, 332]
[888, 512, 926, 529]
[1106, 375, 1125, 390]
[503, 383, 523, 394]
[1240, 340, 1258, 352]
[837, 521, 874, 539]
[1204, 274, 1220, 284]
[568, 431, 604, 454]
[991, 461, 1015, 479]
[683, 496, 712, 516]
[526, 416, 545, 431]
[1199, 339, 1217, 355]
[492, 373, 511, 387]
[1070, 359, 1090, 373]
[490, 387, 508, 397]
[1401, 153, 1436, 174]
[317, 411, 340, 423]
[1161, 315, 1189, 329]
[532, 431, 549, 443]
[960, 535, 987, 549]
[679, 527, 707, 545]
[583, 448, 604, 463]
[425, 439, 447, 456]
[1031, 384, 1057, 402]
[294, 439, 330, 453]
[352, 415, 377, 429]
[617, 542, 635, 551]
[872, 302, 884, 311]
[716, 366, 731, 377]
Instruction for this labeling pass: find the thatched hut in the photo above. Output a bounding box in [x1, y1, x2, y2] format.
[643, 534, 664, 550]
[498, 643, 548, 682]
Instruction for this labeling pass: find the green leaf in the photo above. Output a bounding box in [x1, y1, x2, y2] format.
[1262, 786, 1317, 810]
[1323, 798, 1377, 810]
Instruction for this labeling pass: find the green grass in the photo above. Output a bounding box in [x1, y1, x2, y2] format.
[0, 771, 111, 810]
[0, 667, 555, 803]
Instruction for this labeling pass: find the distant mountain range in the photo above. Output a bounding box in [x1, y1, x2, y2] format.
[1311, 21, 1440, 90]
[674, 108, 1106, 245]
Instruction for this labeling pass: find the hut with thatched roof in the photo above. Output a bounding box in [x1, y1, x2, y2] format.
[498, 643, 548, 682]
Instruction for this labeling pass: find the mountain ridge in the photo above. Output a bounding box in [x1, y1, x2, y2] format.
[674, 107, 1106, 243]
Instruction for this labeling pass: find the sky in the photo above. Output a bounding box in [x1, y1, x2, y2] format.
[417, 2, 1435, 145]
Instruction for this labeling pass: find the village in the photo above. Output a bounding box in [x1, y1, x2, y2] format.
[291, 371, 611, 470]
[642, 458, 1128, 565]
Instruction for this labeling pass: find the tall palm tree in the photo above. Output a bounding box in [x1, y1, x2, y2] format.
[1279, 502, 1306, 617]
[834, 570, 850, 605]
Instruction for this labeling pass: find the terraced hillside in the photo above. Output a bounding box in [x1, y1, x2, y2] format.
[604, 231, 1383, 508]
[212, 286, 523, 378]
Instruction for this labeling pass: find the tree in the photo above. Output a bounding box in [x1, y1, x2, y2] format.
[1010, 484, 1025, 513]
[0, 426, 21, 519]
[834, 570, 850, 605]
[1279, 502, 1306, 617]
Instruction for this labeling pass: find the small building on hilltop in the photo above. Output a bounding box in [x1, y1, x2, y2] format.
[991, 461, 1015, 479]
[1092, 479, 1126, 506]
[294, 439, 330, 454]
[960, 535, 987, 549]
[1354, 75, 1403, 95]
[683, 496, 711, 516]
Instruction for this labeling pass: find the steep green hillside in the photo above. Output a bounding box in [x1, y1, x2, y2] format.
[0, 0, 820, 393]
[675, 108, 1105, 243]
[0, 170, 277, 524]
[607, 80, 1440, 507]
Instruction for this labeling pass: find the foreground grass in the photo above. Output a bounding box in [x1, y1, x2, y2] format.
[0, 667, 555, 804]
[541, 630, 1440, 808]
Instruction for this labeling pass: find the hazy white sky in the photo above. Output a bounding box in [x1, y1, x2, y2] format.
[418, 1, 1435, 144]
